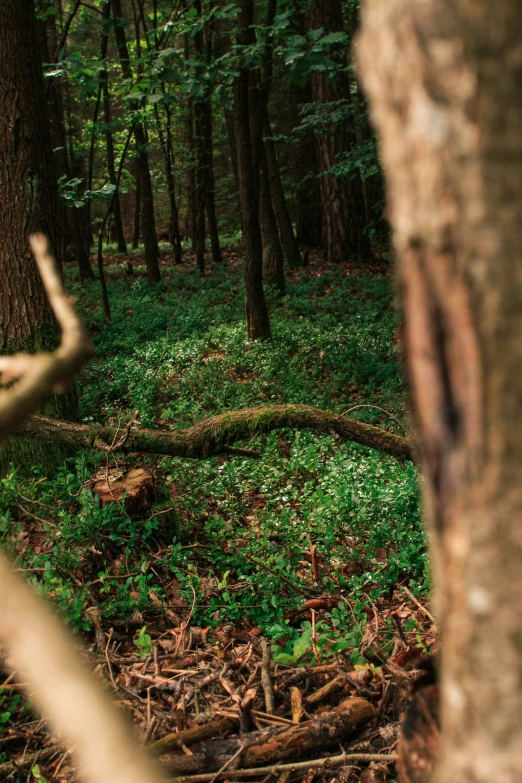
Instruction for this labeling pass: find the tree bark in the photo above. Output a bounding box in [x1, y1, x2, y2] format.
[358, 2, 522, 780]
[0, 0, 63, 349]
[306, 0, 371, 262]
[233, 0, 271, 341]
[17, 405, 413, 462]
[259, 150, 286, 294]
[263, 111, 301, 267]
[112, 0, 160, 283]
[0, 0, 80, 452]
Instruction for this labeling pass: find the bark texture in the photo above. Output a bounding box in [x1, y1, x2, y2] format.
[18, 405, 413, 462]
[306, 0, 371, 262]
[233, 0, 271, 340]
[358, 2, 522, 781]
[0, 0, 62, 349]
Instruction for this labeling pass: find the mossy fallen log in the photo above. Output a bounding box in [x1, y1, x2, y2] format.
[16, 404, 414, 462]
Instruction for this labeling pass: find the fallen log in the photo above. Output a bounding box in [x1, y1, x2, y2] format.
[160, 698, 374, 774]
[17, 404, 414, 462]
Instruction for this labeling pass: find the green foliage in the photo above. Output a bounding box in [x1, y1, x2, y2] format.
[0, 259, 426, 655]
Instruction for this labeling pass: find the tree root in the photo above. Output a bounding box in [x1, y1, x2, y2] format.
[15, 404, 414, 462]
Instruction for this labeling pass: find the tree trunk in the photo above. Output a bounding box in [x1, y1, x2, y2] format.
[112, 0, 160, 283]
[233, 0, 271, 341]
[154, 100, 182, 264]
[264, 111, 301, 267]
[259, 151, 286, 295]
[203, 9, 223, 264]
[99, 3, 127, 256]
[132, 159, 141, 249]
[306, 0, 371, 263]
[292, 81, 323, 250]
[358, 2, 522, 780]
[37, 0, 95, 281]
[0, 0, 79, 472]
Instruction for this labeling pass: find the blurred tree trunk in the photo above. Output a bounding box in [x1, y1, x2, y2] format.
[359, 1, 522, 780]
[0, 0, 79, 471]
[233, 0, 271, 341]
[132, 158, 141, 249]
[112, 0, 160, 283]
[306, 0, 371, 262]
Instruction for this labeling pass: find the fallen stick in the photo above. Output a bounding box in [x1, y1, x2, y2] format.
[161, 698, 373, 774]
[148, 716, 238, 758]
[170, 752, 398, 782]
[0, 745, 59, 776]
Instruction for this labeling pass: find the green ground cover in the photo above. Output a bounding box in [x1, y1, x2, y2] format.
[0, 254, 427, 680]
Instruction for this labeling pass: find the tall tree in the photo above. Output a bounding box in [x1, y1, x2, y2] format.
[111, 0, 161, 284]
[99, 0, 127, 256]
[233, 0, 271, 341]
[37, 0, 95, 281]
[306, 0, 371, 262]
[0, 0, 79, 456]
[359, 1, 522, 780]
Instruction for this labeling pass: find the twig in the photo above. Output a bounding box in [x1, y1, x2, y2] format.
[261, 640, 275, 715]
[208, 744, 245, 783]
[340, 404, 411, 436]
[401, 586, 435, 623]
[0, 234, 92, 437]
[310, 610, 321, 665]
[245, 555, 315, 599]
[169, 753, 398, 782]
[0, 744, 59, 775]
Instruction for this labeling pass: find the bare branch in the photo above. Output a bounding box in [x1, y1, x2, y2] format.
[0, 234, 93, 437]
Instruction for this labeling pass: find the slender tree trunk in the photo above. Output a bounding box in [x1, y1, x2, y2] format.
[154, 102, 182, 263]
[102, 75, 128, 255]
[306, 0, 371, 262]
[185, 107, 198, 252]
[292, 81, 323, 249]
[233, 0, 271, 341]
[260, 150, 285, 294]
[132, 159, 141, 249]
[204, 100, 223, 264]
[37, 0, 94, 281]
[99, 1, 127, 255]
[203, 8, 222, 264]
[112, 0, 160, 283]
[193, 4, 207, 276]
[263, 111, 301, 267]
[225, 109, 239, 189]
[359, 2, 522, 781]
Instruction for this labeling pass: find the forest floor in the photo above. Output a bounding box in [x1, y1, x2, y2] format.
[0, 246, 436, 783]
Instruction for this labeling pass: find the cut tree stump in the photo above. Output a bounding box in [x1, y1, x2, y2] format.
[93, 467, 155, 517]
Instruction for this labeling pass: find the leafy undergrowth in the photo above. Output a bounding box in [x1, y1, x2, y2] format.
[0, 248, 434, 781]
